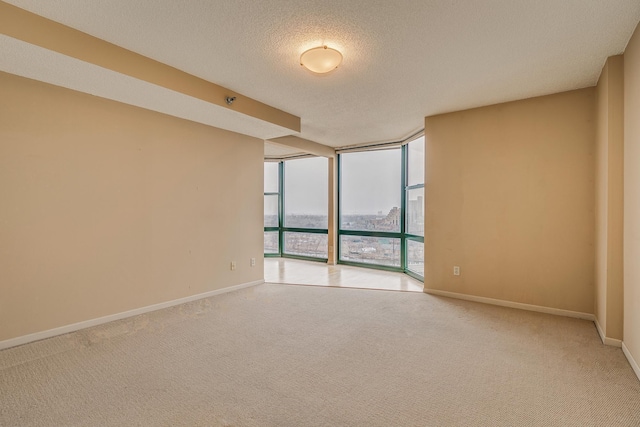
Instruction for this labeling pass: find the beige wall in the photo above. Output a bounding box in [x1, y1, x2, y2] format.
[624, 23, 640, 368]
[0, 72, 264, 342]
[595, 55, 624, 341]
[424, 89, 595, 314]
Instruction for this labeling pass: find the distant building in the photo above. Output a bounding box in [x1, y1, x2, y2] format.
[407, 196, 424, 234]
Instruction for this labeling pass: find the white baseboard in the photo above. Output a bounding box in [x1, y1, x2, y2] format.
[622, 342, 640, 382]
[594, 317, 623, 347]
[424, 288, 595, 321]
[0, 280, 264, 351]
[594, 317, 606, 343]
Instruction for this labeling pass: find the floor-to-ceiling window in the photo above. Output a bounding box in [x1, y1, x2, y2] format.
[283, 157, 328, 259]
[265, 136, 424, 279]
[263, 156, 328, 261]
[339, 149, 402, 268]
[338, 135, 425, 279]
[405, 137, 425, 279]
[263, 161, 280, 255]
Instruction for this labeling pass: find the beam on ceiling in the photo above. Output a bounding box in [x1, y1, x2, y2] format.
[0, 1, 300, 133]
[267, 135, 336, 158]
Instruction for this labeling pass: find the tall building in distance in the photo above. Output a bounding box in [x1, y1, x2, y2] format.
[407, 195, 424, 235]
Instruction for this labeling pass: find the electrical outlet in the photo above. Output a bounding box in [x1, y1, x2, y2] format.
[250, 258, 256, 267]
[453, 266, 460, 276]
[230, 261, 236, 271]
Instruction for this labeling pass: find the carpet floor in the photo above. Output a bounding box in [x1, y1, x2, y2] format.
[1, 284, 639, 426]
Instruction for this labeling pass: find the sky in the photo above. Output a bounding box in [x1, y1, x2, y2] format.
[284, 157, 328, 215]
[264, 138, 424, 216]
[341, 149, 401, 215]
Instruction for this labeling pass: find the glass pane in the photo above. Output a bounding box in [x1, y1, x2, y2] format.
[340, 235, 401, 267]
[407, 239, 424, 277]
[284, 157, 328, 229]
[406, 187, 424, 236]
[340, 149, 401, 232]
[407, 136, 425, 187]
[264, 194, 279, 227]
[264, 162, 279, 193]
[264, 231, 279, 254]
[283, 232, 328, 258]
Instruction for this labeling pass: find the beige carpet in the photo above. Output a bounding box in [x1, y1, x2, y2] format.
[1, 284, 639, 426]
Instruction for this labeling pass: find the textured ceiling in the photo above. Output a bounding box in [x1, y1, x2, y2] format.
[3, 0, 640, 152]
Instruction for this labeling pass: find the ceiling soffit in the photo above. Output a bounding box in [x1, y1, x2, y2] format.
[0, 1, 300, 141]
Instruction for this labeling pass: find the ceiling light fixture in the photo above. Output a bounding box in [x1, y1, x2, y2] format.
[300, 46, 342, 74]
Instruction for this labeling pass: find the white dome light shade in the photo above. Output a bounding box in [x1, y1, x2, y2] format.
[300, 46, 342, 74]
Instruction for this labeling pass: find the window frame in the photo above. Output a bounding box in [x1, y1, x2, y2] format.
[337, 138, 425, 280]
[337, 146, 405, 273]
[403, 137, 425, 281]
[266, 134, 425, 279]
[263, 161, 282, 258]
[263, 159, 329, 262]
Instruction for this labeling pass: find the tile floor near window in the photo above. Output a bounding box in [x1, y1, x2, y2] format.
[264, 258, 424, 292]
